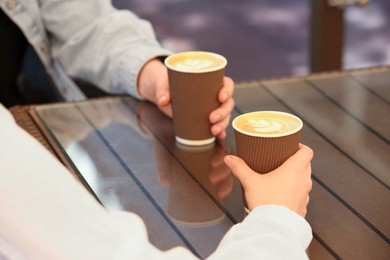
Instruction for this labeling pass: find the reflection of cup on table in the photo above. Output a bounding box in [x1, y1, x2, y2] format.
[174, 142, 218, 196]
[165, 51, 227, 146]
[232, 111, 303, 211]
[167, 143, 225, 227]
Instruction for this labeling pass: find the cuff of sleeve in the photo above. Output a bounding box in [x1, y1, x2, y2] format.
[247, 205, 313, 249]
[0, 104, 16, 125]
[117, 47, 172, 99]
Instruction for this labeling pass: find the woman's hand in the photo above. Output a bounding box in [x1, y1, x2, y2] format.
[224, 144, 314, 217]
[138, 58, 234, 140]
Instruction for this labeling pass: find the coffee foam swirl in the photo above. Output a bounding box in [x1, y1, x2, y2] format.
[174, 58, 215, 71]
[165, 51, 227, 73]
[248, 118, 288, 134]
[233, 111, 302, 137]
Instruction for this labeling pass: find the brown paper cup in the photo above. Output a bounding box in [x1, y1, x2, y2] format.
[232, 111, 303, 173]
[165, 51, 227, 146]
[232, 111, 303, 211]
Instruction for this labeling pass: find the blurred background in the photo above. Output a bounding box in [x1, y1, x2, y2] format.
[112, 0, 390, 82]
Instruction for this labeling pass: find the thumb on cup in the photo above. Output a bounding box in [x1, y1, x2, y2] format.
[224, 155, 258, 189]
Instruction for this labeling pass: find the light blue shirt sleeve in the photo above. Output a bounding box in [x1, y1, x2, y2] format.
[38, 0, 172, 98]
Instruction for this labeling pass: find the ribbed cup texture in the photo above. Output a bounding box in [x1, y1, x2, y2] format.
[168, 68, 224, 142]
[234, 131, 300, 174]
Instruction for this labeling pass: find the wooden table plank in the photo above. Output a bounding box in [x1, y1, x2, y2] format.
[350, 68, 390, 103]
[307, 239, 337, 260]
[307, 74, 390, 141]
[263, 80, 390, 187]
[308, 182, 390, 259]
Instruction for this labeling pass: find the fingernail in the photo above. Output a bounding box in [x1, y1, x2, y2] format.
[158, 95, 167, 105]
[213, 126, 222, 135]
[224, 155, 232, 165]
[220, 92, 228, 102]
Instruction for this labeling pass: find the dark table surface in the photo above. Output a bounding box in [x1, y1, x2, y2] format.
[31, 66, 390, 259]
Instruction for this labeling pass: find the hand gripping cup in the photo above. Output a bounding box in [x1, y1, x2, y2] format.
[232, 111, 303, 174]
[232, 111, 303, 213]
[165, 51, 227, 146]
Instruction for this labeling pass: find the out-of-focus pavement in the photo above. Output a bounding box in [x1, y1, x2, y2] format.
[113, 0, 390, 82]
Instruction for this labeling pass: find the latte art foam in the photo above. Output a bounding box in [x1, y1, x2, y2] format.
[233, 111, 302, 137]
[165, 51, 227, 73]
[174, 59, 215, 71]
[248, 118, 289, 134]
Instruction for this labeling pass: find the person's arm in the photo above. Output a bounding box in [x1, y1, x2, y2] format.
[38, 0, 172, 98]
[38, 0, 234, 139]
[209, 205, 312, 260]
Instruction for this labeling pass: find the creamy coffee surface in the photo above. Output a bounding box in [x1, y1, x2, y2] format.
[165, 52, 226, 73]
[233, 111, 302, 136]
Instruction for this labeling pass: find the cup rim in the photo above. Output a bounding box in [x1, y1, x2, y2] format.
[232, 111, 303, 137]
[164, 51, 227, 73]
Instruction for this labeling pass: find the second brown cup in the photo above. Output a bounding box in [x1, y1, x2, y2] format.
[165, 51, 227, 146]
[232, 111, 303, 174]
[232, 111, 303, 212]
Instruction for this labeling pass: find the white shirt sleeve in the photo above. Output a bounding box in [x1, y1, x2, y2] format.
[0, 104, 311, 260]
[209, 206, 312, 260]
[38, 0, 172, 98]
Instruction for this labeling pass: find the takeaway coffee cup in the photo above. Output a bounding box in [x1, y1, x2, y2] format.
[232, 111, 303, 212]
[165, 51, 227, 146]
[232, 111, 303, 174]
